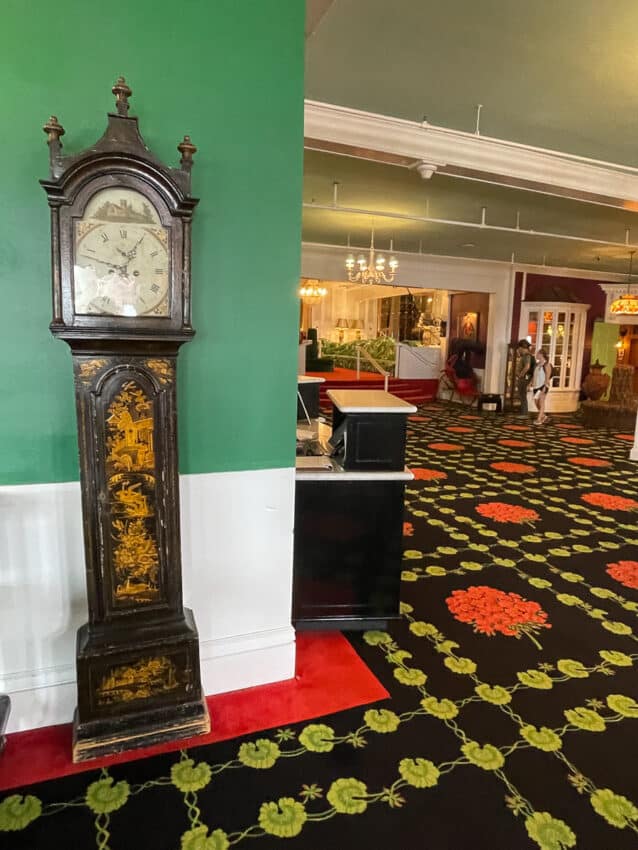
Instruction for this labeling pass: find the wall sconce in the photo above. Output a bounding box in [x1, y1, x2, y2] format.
[615, 327, 628, 360]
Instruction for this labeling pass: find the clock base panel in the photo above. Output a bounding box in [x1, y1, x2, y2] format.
[72, 696, 210, 763]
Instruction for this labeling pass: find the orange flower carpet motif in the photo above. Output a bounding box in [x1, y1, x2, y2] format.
[581, 492, 638, 511]
[446, 586, 551, 648]
[561, 436, 594, 445]
[615, 434, 634, 442]
[411, 467, 447, 480]
[498, 439, 533, 448]
[428, 442, 464, 451]
[606, 560, 638, 589]
[567, 457, 612, 468]
[490, 461, 536, 474]
[476, 502, 540, 523]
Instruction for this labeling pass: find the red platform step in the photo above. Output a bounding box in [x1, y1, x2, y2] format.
[310, 376, 438, 408]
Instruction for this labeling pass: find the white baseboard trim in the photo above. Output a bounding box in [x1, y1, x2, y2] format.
[3, 627, 296, 733]
[200, 626, 297, 697]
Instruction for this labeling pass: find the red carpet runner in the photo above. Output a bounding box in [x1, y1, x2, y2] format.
[0, 631, 388, 791]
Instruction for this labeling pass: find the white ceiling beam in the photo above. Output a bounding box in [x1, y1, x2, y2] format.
[305, 100, 638, 208]
[301, 240, 631, 283]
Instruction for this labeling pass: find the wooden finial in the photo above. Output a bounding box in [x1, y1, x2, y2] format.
[177, 135, 197, 171]
[43, 115, 65, 146]
[112, 76, 132, 116]
[43, 115, 65, 169]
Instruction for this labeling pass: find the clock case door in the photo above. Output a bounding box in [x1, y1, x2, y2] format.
[75, 356, 182, 626]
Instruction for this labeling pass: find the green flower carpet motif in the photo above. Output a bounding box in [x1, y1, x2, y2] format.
[2, 406, 638, 848]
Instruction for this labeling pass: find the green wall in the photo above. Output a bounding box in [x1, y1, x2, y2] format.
[0, 1, 304, 485]
[591, 321, 620, 401]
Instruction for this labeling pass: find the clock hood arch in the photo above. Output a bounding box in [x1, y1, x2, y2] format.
[48, 155, 198, 221]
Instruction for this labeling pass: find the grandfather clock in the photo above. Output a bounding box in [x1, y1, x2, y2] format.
[41, 78, 209, 761]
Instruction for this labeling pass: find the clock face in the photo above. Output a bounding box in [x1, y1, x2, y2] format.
[73, 188, 170, 317]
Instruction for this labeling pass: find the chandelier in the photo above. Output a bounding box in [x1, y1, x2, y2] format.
[610, 251, 638, 316]
[298, 279, 327, 304]
[345, 231, 398, 284]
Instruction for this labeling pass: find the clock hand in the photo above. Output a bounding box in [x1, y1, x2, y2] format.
[81, 255, 127, 273]
[124, 234, 145, 260]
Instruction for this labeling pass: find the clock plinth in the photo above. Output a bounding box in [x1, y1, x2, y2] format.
[72, 610, 209, 762]
[41, 79, 209, 762]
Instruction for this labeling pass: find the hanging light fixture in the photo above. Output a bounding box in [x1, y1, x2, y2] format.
[298, 279, 327, 304]
[610, 251, 638, 316]
[345, 230, 398, 284]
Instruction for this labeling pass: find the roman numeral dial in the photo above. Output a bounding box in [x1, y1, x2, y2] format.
[73, 188, 170, 318]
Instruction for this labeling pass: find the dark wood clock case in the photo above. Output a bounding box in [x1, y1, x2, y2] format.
[41, 78, 209, 761]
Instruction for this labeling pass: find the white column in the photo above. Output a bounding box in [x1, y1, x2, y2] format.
[631, 408, 638, 462]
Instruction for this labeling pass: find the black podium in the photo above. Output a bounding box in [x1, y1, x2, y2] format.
[293, 390, 415, 630]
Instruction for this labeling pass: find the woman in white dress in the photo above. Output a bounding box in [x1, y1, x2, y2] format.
[532, 349, 552, 425]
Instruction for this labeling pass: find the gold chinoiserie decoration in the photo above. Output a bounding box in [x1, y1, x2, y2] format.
[97, 656, 179, 705]
[78, 359, 108, 382]
[106, 381, 161, 605]
[146, 358, 174, 385]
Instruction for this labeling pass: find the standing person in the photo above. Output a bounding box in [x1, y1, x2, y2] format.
[515, 340, 533, 415]
[532, 349, 552, 425]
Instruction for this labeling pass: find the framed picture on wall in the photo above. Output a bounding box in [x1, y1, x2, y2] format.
[457, 311, 479, 342]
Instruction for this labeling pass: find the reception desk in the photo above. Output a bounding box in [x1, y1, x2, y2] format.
[297, 375, 325, 421]
[293, 391, 415, 630]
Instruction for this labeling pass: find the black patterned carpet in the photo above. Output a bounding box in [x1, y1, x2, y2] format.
[2, 404, 638, 850]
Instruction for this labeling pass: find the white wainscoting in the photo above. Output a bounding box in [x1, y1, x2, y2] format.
[0, 467, 296, 733]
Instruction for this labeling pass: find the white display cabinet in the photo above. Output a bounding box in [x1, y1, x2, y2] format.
[519, 301, 589, 413]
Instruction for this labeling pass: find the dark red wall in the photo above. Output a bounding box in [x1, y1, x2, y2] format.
[512, 274, 610, 376]
[450, 292, 490, 368]
[510, 272, 525, 345]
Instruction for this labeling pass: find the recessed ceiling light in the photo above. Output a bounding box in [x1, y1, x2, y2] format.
[461, 243, 476, 248]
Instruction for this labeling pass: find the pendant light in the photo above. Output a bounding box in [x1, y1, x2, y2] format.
[610, 251, 638, 316]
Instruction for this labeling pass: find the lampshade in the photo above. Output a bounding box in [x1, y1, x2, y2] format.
[335, 318, 349, 328]
[610, 294, 638, 316]
[350, 319, 363, 329]
[610, 251, 638, 316]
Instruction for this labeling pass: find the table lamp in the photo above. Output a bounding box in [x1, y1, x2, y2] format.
[335, 318, 349, 342]
[350, 318, 363, 339]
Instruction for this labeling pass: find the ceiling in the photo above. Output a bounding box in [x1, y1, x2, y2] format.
[303, 1, 638, 277]
[305, 0, 638, 166]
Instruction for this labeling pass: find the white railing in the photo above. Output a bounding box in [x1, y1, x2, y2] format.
[395, 343, 442, 380]
[356, 345, 391, 391]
